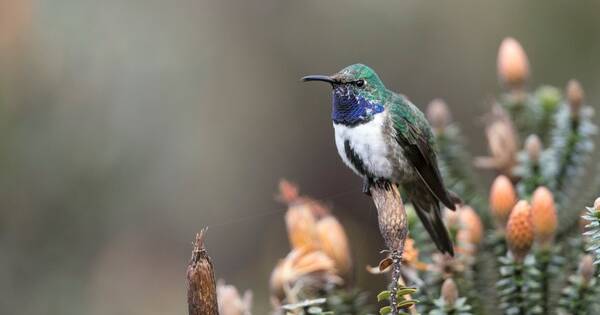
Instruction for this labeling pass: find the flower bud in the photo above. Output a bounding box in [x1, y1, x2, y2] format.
[567, 79, 584, 116]
[536, 86, 561, 113]
[316, 215, 352, 275]
[441, 278, 458, 305]
[444, 207, 460, 229]
[270, 249, 339, 301]
[506, 201, 534, 262]
[578, 254, 595, 286]
[427, 98, 451, 132]
[525, 134, 542, 163]
[402, 237, 420, 267]
[531, 187, 557, 245]
[490, 175, 518, 226]
[285, 204, 318, 250]
[217, 280, 253, 315]
[497, 37, 530, 88]
[458, 206, 484, 246]
[594, 197, 600, 211]
[277, 179, 299, 204]
[475, 105, 519, 175]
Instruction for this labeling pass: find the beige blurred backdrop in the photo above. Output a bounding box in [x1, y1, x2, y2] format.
[1, 0, 599, 314]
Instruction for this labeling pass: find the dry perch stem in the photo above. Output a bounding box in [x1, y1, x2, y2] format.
[187, 229, 219, 315]
[370, 183, 409, 315]
[371, 183, 408, 252]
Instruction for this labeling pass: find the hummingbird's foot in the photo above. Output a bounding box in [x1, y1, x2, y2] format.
[362, 177, 372, 196]
[373, 179, 393, 190]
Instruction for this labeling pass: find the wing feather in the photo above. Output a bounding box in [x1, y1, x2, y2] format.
[392, 106, 456, 210]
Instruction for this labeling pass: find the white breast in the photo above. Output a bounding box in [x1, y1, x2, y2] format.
[333, 114, 394, 179]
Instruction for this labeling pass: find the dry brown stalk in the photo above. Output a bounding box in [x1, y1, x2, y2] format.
[370, 183, 409, 315]
[187, 229, 219, 315]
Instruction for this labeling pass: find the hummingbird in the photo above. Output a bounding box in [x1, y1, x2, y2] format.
[302, 64, 460, 256]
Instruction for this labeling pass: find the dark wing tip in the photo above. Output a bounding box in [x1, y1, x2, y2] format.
[445, 190, 463, 211]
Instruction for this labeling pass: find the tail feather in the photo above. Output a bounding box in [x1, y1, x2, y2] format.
[410, 196, 454, 256]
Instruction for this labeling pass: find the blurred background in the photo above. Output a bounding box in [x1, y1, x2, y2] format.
[1, 0, 599, 314]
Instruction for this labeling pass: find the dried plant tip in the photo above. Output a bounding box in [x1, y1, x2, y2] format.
[567, 79, 584, 116]
[316, 215, 352, 275]
[490, 175, 518, 226]
[370, 184, 409, 315]
[379, 257, 393, 272]
[277, 179, 299, 204]
[578, 254, 595, 285]
[427, 98, 451, 132]
[187, 229, 219, 315]
[506, 201, 534, 262]
[370, 184, 408, 252]
[285, 205, 318, 250]
[497, 37, 529, 87]
[525, 134, 543, 163]
[531, 187, 557, 245]
[441, 278, 459, 305]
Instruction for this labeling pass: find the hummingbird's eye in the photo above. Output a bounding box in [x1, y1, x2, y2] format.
[355, 79, 365, 87]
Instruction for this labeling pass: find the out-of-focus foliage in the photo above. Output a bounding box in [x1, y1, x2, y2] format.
[3, 2, 600, 315]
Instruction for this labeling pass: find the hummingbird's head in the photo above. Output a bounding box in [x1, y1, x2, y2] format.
[302, 64, 388, 126]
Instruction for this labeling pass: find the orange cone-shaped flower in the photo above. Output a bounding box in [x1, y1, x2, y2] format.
[316, 215, 352, 276]
[531, 187, 557, 246]
[506, 201, 534, 262]
[278, 179, 300, 204]
[402, 237, 422, 268]
[475, 106, 519, 175]
[457, 206, 484, 247]
[490, 175, 518, 227]
[497, 37, 530, 87]
[285, 204, 318, 251]
[269, 248, 340, 301]
[567, 79, 584, 117]
[441, 278, 459, 306]
[525, 135, 542, 163]
[579, 254, 595, 286]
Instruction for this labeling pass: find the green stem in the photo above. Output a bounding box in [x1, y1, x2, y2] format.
[390, 251, 402, 315]
[538, 250, 551, 314]
[515, 263, 525, 315]
[574, 283, 588, 314]
[555, 117, 580, 192]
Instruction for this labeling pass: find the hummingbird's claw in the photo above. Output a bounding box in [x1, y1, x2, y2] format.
[362, 177, 372, 196]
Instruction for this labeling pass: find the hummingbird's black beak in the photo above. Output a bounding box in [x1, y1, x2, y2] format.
[301, 75, 336, 84]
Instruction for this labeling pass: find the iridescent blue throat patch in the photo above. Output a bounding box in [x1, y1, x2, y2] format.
[332, 89, 384, 126]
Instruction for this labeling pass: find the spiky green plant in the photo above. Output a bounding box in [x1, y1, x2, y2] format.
[496, 254, 543, 315]
[557, 255, 598, 315]
[400, 37, 600, 315]
[325, 289, 375, 315]
[428, 278, 473, 315]
[267, 37, 600, 315]
[583, 201, 600, 263]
